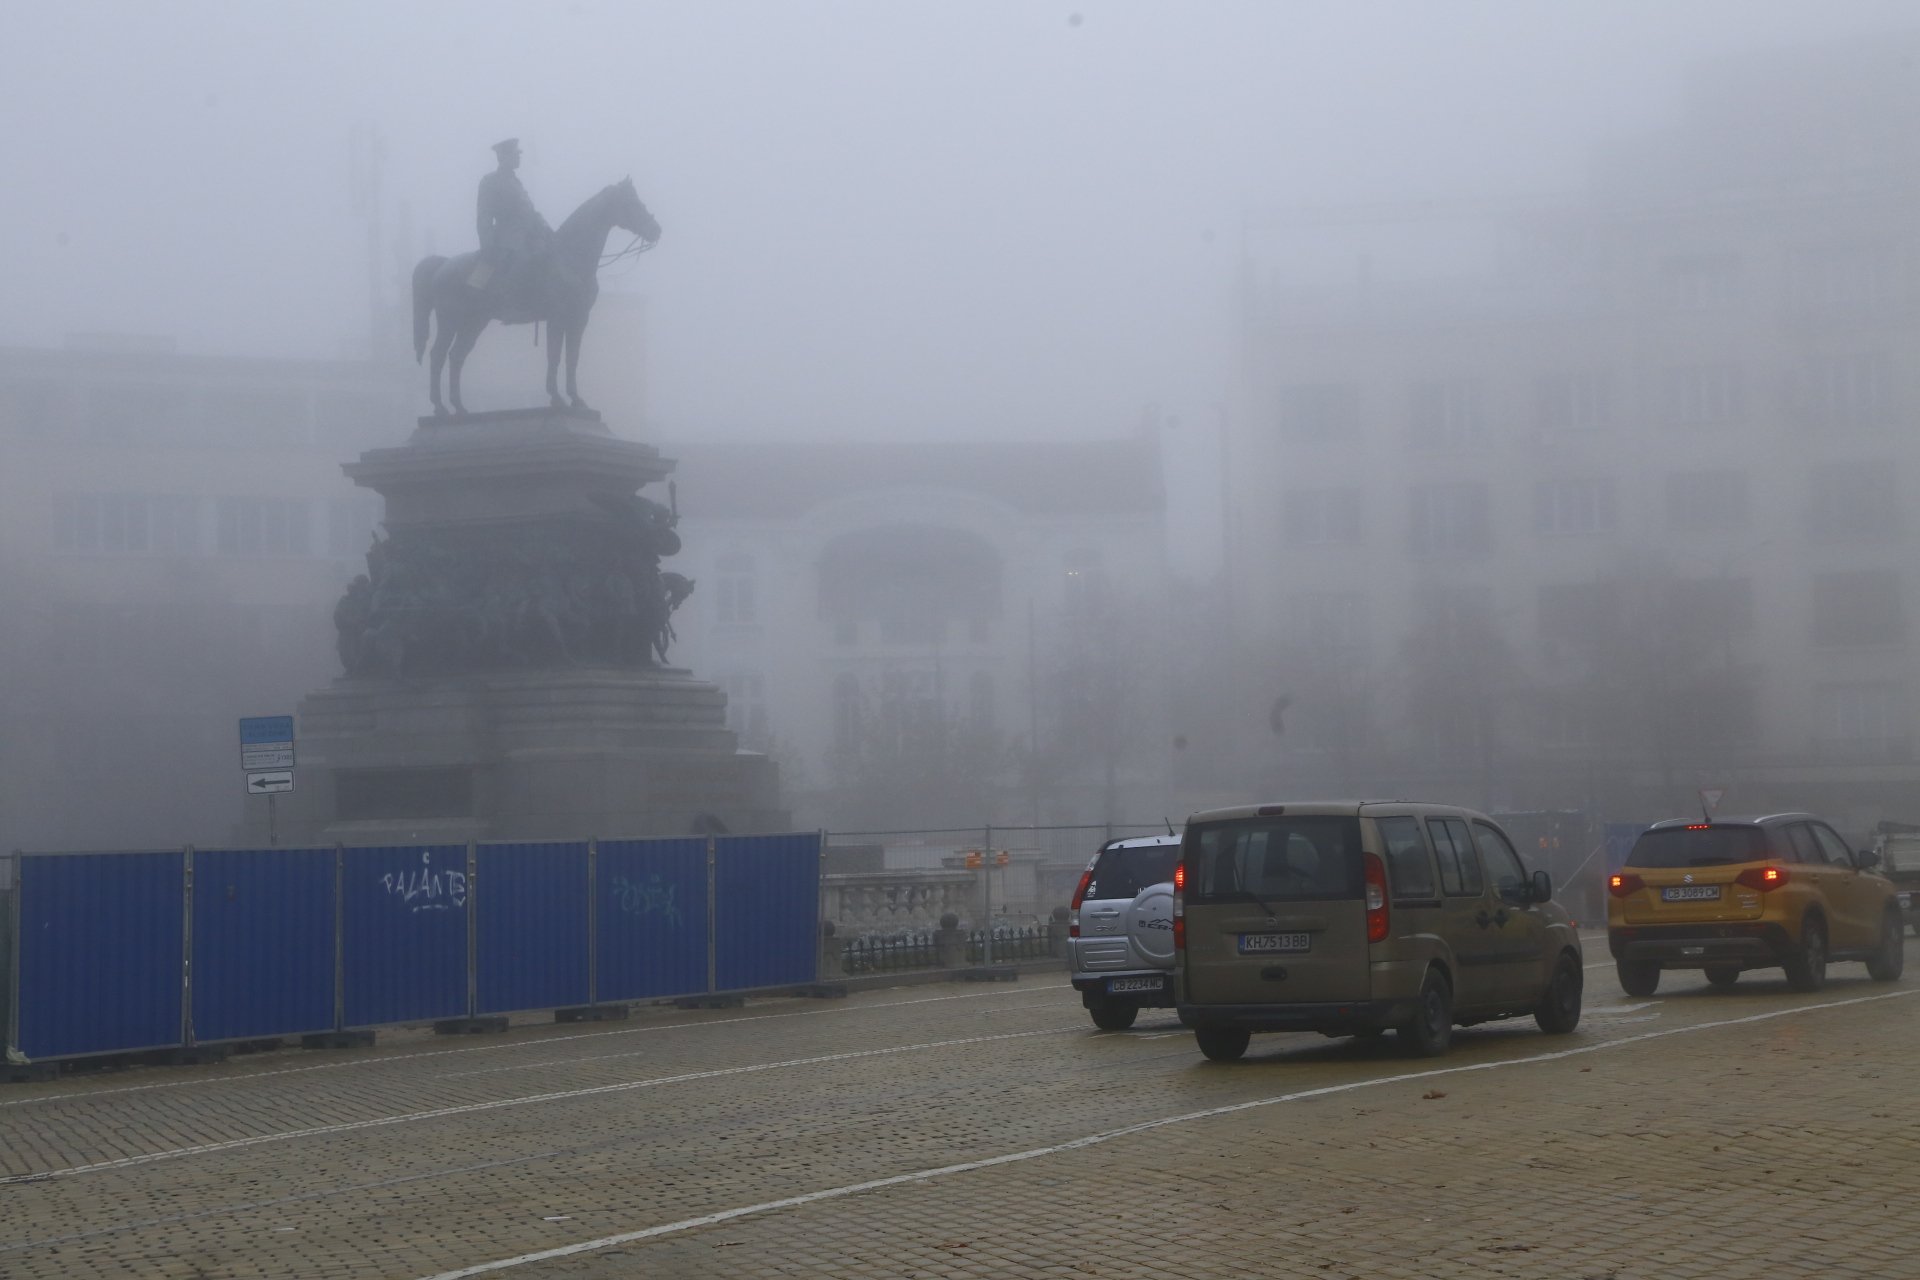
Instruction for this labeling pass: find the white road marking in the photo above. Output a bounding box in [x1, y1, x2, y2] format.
[0, 981, 1074, 1109]
[1583, 1002, 1658, 1015]
[0, 1025, 1079, 1187]
[414, 986, 1920, 1279]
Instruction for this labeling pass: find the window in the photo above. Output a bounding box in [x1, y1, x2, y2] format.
[1427, 817, 1484, 897]
[1814, 682, 1909, 759]
[1283, 488, 1362, 546]
[1658, 364, 1743, 427]
[1660, 253, 1743, 310]
[1084, 844, 1180, 903]
[1411, 584, 1493, 654]
[1802, 352, 1894, 430]
[216, 497, 310, 556]
[715, 553, 757, 626]
[1811, 571, 1903, 647]
[1406, 378, 1487, 452]
[1626, 825, 1766, 868]
[1784, 824, 1822, 865]
[1808, 464, 1897, 540]
[1290, 591, 1366, 659]
[1408, 482, 1491, 557]
[1472, 822, 1529, 899]
[1809, 824, 1856, 867]
[1533, 478, 1617, 536]
[1536, 581, 1619, 656]
[1376, 816, 1436, 899]
[1789, 244, 1900, 318]
[53, 492, 200, 555]
[1277, 382, 1359, 439]
[1666, 470, 1748, 532]
[1186, 816, 1364, 903]
[1533, 371, 1611, 432]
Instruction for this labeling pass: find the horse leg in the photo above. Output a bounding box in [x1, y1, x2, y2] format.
[428, 308, 455, 418]
[566, 321, 590, 411]
[546, 322, 566, 409]
[448, 320, 484, 416]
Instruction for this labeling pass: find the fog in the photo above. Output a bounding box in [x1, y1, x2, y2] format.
[4, 2, 1919, 859]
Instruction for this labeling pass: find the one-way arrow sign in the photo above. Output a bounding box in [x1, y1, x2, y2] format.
[247, 770, 294, 794]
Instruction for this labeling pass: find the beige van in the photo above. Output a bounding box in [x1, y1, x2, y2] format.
[1174, 802, 1583, 1061]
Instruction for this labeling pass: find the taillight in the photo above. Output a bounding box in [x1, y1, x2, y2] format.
[1362, 850, 1389, 944]
[1172, 860, 1186, 951]
[1735, 866, 1788, 892]
[1068, 865, 1094, 938]
[1608, 872, 1645, 898]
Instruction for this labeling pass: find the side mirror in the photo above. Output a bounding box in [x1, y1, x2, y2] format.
[1531, 869, 1553, 904]
[1857, 848, 1882, 870]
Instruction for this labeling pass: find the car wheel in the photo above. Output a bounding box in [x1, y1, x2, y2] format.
[1534, 953, 1583, 1035]
[1785, 916, 1828, 993]
[1397, 970, 1454, 1057]
[1088, 1000, 1138, 1032]
[1704, 965, 1741, 988]
[1195, 1027, 1250, 1062]
[1616, 958, 1661, 998]
[1867, 910, 1906, 983]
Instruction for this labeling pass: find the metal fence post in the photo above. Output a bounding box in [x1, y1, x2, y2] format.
[983, 824, 993, 966]
[706, 835, 718, 994]
[587, 837, 598, 1007]
[465, 841, 478, 1019]
[181, 844, 195, 1048]
[6, 851, 21, 1059]
[333, 844, 346, 1032]
[816, 829, 828, 984]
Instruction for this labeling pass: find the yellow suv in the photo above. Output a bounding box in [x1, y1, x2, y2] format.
[1607, 813, 1906, 995]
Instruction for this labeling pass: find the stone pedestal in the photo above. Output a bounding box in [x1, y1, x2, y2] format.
[263, 408, 786, 846]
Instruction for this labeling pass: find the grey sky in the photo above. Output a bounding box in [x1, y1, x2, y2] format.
[7, 0, 1916, 456]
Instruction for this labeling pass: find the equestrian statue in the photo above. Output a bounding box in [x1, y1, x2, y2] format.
[412, 139, 661, 416]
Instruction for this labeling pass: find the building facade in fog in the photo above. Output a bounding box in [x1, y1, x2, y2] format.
[0, 326, 1172, 846]
[0, 336, 408, 851]
[1227, 37, 1920, 837]
[667, 436, 1173, 832]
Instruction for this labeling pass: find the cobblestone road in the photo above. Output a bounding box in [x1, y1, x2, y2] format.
[3, 936, 1916, 1278]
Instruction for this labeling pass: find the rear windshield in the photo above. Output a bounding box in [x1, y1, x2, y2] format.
[1184, 816, 1363, 904]
[1084, 844, 1178, 902]
[1627, 825, 1766, 869]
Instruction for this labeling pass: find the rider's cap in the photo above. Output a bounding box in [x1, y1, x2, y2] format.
[491, 138, 520, 156]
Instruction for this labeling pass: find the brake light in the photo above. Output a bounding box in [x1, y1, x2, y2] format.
[1735, 866, 1788, 892]
[1685, 824, 1712, 830]
[1068, 865, 1094, 938]
[1173, 861, 1186, 951]
[1608, 872, 1645, 898]
[1362, 850, 1389, 944]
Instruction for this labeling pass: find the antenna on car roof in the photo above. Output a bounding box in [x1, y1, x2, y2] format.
[1165, 816, 1175, 836]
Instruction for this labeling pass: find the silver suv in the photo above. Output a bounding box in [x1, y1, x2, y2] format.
[1067, 834, 1181, 1030]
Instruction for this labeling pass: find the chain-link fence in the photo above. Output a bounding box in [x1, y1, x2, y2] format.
[821, 823, 1171, 940]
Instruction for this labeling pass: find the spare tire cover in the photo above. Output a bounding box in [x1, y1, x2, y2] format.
[1127, 882, 1177, 968]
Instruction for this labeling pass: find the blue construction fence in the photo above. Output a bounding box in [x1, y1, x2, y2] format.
[2, 833, 821, 1065]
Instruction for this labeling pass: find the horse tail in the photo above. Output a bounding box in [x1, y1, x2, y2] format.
[412, 256, 445, 363]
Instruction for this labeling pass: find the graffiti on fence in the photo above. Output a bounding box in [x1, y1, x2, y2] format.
[610, 873, 681, 927]
[379, 850, 468, 914]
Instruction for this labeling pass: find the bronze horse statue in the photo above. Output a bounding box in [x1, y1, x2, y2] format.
[412, 178, 660, 416]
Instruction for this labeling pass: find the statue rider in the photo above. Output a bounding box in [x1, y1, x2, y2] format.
[474, 138, 553, 322]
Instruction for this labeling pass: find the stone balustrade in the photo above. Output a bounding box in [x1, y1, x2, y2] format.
[823, 869, 976, 932]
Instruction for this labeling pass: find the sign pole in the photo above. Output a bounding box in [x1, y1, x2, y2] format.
[267, 794, 278, 848]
